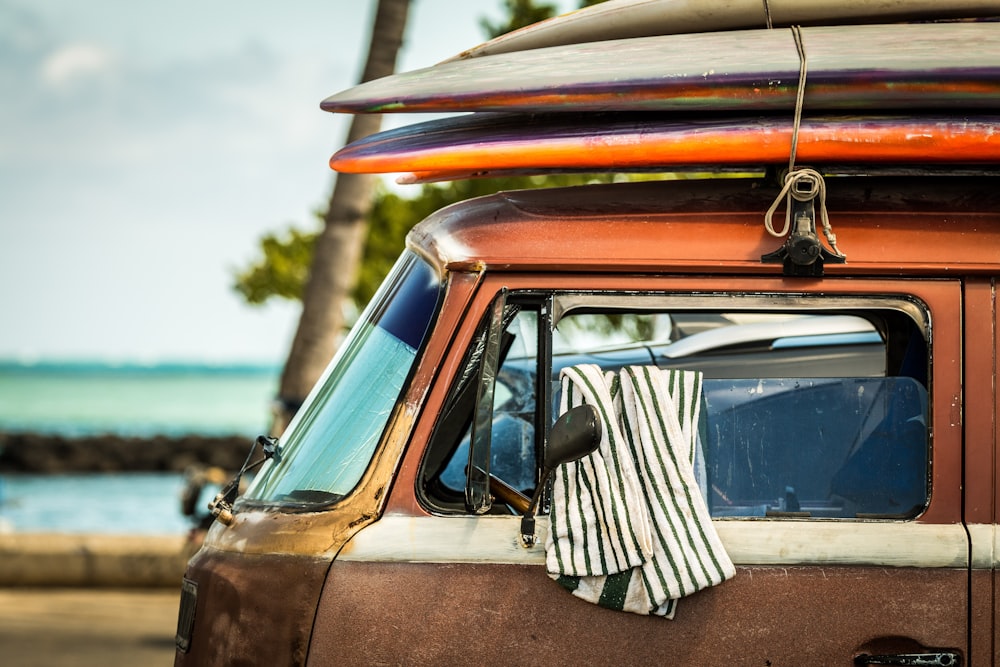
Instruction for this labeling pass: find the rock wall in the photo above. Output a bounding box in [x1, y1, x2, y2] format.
[0, 432, 252, 474]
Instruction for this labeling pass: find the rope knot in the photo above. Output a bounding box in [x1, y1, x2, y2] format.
[764, 168, 843, 258]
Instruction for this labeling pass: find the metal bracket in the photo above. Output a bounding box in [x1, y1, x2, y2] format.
[761, 171, 845, 277]
[208, 435, 281, 527]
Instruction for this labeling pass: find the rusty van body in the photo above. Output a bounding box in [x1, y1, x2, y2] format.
[174, 3, 1000, 664]
[175, 174, 999, 665]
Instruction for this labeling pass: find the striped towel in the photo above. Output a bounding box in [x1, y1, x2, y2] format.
[546, 364, 735, 618]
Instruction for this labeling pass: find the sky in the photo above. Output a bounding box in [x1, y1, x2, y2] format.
[0, 0, 573, 365]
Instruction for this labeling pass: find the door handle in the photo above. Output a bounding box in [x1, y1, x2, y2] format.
[855, 653, 960, 666]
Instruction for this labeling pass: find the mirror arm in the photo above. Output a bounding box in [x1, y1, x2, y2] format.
[519, 481, 547, 547]
[520, 514, 538, 548]
[518, 404, 602, 548]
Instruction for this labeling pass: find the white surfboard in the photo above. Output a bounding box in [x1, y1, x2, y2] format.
[450, 0, 1000, 61]
[321, 23, 1000, 115]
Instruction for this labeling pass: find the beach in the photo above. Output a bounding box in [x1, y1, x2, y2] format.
[0, 587, 181, 667]
[0, 532, 192, 665]
[0, 361, 273, 664]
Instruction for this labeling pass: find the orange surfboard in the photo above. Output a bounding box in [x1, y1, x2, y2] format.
[330, 113, 1000, 181]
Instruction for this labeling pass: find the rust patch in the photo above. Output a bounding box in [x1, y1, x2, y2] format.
[309, 561, 969, 665]
[176, 549, 330, 667]
[347, 514, 374, 530]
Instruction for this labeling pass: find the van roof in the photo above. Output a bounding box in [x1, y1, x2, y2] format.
[407, 176, 1000, 276]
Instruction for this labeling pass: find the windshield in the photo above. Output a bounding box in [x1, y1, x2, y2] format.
[242, 251, 441, 506]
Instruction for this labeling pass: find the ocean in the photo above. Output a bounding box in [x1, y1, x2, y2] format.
[0, 361, 280, 437]
[0, 472, 211, 535]
[0, 361, 280, 534]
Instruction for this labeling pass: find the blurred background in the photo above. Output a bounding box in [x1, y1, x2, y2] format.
[0, 1, 575, 664]
[0, 0, 579, 667]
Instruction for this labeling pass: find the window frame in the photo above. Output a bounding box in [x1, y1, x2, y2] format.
[416, 280, 947, 524]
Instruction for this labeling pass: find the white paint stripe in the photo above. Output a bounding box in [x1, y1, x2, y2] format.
[338, 515, 983, 568]
[969, 523, 997, 569]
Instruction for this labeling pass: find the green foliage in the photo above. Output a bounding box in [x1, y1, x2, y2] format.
[232, 0, 618, 309]
[558, 313, 661, 344]
[481, 0, 609, 39]
[233, 226, 314, 305]
[234, 174, 624, 307]
[354, 186, 422, 305]
[356, 174, 625, 303]
[481, 0, 559, 38]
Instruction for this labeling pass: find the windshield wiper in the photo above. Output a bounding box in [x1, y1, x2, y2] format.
[208, 435, 281, 525]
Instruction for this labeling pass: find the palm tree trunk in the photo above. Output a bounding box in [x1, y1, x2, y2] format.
[273, 0, 410, 434]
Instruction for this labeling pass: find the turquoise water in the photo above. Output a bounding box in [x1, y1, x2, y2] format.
[0, 472, 207, 535]
[0, 361, 280, 437]
[0, 361, 281, 533]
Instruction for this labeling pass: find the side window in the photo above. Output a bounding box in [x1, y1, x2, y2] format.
[422, 304, 542, 513]
[555, 307, 929, 519]
[420, 294, 930, 521]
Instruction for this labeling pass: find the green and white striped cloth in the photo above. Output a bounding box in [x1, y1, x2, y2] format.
[545, 364, 735, 618]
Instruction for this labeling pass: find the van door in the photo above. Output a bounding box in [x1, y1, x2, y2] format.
[309, 275, 968, 666]
[965, 277, 998, 665]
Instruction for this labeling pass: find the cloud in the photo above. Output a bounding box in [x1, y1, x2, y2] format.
[0, 0, 512, 363]
[41, 42, 117, 88]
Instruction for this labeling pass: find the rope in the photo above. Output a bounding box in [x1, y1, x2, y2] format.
[762, 0, 773, 30]
[764, 25, 813, 239]
[764, 168, 843, 257]
[764, 168, 823, 237]
[762, 26, 844, 259]
[789, 25, 807, 174]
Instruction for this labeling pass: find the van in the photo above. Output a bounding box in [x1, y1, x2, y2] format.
[174, 173, 999, 665]
[174, 5, 1000, 666]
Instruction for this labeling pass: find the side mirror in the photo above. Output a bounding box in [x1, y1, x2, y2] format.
[544, 403, 602, 475]
[520, 404, 602, 547]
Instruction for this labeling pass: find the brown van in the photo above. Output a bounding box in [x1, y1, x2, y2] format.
[174, 5, 1000, 665]
[174, 174, 999, 665]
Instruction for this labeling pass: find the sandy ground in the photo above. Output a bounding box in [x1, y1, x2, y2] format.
[0, 588, 181, 667]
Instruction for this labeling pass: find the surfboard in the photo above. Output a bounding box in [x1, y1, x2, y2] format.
[320, 23, 1000, 115]
[450, 0, 1000, 61]
[328, 112, 1000, 179]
